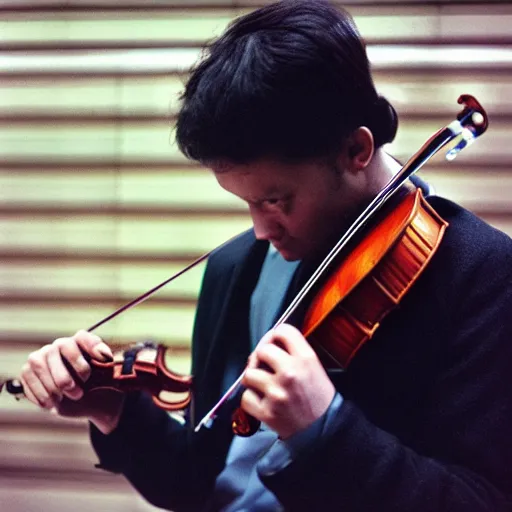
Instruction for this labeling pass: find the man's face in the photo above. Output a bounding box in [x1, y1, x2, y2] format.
[211, 158, 368, 262]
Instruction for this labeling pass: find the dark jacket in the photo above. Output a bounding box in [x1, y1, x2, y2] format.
[91, 195, 512, 511]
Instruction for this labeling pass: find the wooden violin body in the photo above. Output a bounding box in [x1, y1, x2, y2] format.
[304, 188, 447, 369]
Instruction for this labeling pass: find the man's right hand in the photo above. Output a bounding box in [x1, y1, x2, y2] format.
[20, 329, 125, 434]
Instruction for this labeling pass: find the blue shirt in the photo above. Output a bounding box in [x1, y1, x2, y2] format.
[210, 245, 343, 511]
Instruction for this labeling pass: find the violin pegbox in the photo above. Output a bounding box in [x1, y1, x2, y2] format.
[446, 94, 489, 161]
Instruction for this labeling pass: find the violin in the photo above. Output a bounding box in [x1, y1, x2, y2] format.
[0, 95, 489, 436]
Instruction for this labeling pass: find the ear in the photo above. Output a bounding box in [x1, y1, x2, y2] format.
[345, 127, 374, 172]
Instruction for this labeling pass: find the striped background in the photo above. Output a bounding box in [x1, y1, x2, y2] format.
[0, 1, 511, 510]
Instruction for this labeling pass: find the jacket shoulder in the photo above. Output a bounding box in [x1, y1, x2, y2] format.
[207, 229, 258, 273]
[428, 195, 512, 274]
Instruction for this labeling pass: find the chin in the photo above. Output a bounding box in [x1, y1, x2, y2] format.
[273, 245, 301, 262]
[280, 252, 301, 262]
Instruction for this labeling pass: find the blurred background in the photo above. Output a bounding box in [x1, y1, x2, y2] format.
[0, 0, 511, 510]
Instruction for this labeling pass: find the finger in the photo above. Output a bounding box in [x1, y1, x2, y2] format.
[20, 373, 50, 408]
[27, 346, 63, 403]
[254, 328, 278, 350]
[21, 359, 60, 409]
[253, 342, 290, 374]
[246, 351, 258, 370]
[251, 327, 290, 371]
[269, 323, 315, 358]
[243, 367, 273, 396]
[240, 388, 264, 420]
[53, 337, 92, 384]
[73, 330, 113, 362]
[46, 346, 84, 401]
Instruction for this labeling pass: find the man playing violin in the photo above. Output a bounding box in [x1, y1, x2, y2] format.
[19, 1, 512, 510]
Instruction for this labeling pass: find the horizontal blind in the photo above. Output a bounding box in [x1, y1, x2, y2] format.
[0, 2, 511, 511]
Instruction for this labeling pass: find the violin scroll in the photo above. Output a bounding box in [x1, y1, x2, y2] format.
[446, 94, 489, 161]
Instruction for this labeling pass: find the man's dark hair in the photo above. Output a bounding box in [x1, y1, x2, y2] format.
[175, 0, 398, 164]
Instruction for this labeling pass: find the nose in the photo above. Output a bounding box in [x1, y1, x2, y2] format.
[249, 207, 284, 242]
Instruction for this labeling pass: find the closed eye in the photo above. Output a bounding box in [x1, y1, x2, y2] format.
[264, 195, 292, 213]
[249, 196, 291, 212]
